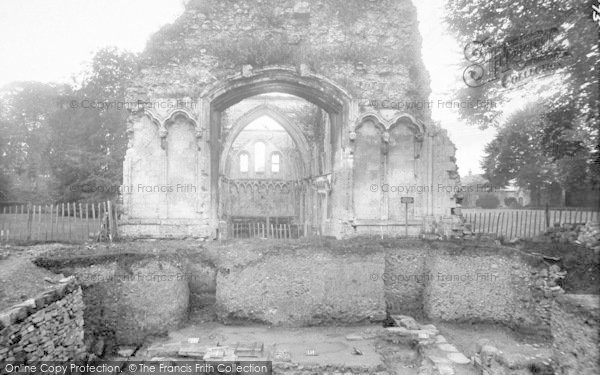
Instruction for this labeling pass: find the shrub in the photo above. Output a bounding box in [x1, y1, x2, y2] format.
[476, 193, 500, 209]
[504, 197, 519, 208]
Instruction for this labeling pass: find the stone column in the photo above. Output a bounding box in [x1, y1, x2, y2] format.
[159, 126, 168, 219]
[424, 131, 435, 232]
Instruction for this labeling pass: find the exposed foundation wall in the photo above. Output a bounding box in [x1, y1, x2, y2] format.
[385, 244, 559, 333]
[423, 254, 542, 328]
[212, 240, 556, 330]
[0, 280, 85, 361]
[56, 258, 189, 346]
[215, 245, 386, 325]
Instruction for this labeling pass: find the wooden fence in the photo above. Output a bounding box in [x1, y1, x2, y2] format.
[229, 221, 307, 239]
[0, 201, 117, 243]
[462, 208, 600, 239]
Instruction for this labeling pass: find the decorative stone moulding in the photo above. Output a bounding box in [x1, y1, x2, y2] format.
[382, 131, 390, 143]
[313, 175, 332, 195]
[349, 110, 427, 158]
[241, 64, 254, 77]
[137, 107, 203, 151]
[159, 127, 168, 150]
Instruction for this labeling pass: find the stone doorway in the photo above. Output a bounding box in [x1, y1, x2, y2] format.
[218, 96, 311, 236]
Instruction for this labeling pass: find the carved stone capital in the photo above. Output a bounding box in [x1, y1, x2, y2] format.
[382, 131, 390, 143]
[348, 130, 357, 141]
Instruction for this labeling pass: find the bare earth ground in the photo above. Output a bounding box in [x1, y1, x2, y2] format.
[0, 243, 78, 310]
[141, 324, 393, 369]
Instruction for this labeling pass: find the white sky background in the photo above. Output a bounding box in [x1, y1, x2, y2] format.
[0, 0, 497, 177]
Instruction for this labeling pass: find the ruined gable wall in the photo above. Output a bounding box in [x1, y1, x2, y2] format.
[129, 0, 431, 111]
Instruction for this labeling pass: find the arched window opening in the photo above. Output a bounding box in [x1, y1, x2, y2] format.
[239, 152, 249, 173]
[254, 142, 266, 173]
[271, 153, 281, 173]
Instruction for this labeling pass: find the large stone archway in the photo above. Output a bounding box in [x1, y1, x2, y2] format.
[200, 68, 351, 225]
[119, 0, 461, 239]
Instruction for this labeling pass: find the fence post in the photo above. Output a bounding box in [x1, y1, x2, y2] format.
[545, 204, 550, 228]
[26, 202, 33, 241]
[107, 200, 114, 242]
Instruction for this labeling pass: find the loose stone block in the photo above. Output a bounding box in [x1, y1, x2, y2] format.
[437, 343, 458, 352]
[447, 352, 470, 364]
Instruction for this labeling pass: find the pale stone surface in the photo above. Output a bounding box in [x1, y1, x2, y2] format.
[437, 343, 458, 352]
[428, 355, 451, 364]
[447, 352, 470, 364]
[437, 364, 455, 375]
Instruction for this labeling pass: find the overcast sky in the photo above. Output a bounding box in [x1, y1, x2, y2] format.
[0, 0, 496, 176]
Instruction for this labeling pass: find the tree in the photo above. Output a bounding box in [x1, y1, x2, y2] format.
[476, 194, 500, 209]
[446, 0, 599, 191]
[0, 81, 69, 201]
[47, 47, 137, 201]
[482, 102, 592, 206]
[446, 0, 598, 127]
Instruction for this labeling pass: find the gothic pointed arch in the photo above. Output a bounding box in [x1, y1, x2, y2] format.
[219, 104, 312, 177]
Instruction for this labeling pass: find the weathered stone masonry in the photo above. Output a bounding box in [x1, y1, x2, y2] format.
[120, 0, 461, 238]
[0, 279, 85, 361]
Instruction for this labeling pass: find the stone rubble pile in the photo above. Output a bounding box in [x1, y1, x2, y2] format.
[543, 221, 600, 254]
[473, 339, 554, 375]
[383, 315, 474, 375]
[577, 221, 600, 253]
[544, 223, 584, 243]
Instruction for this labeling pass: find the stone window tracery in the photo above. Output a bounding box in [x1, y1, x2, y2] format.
[271, 152, 281, 174]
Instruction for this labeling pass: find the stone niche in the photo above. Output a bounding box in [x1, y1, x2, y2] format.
[120, 0, 461, 239]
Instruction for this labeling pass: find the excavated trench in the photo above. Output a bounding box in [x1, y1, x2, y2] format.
[29, 238, 558, 374]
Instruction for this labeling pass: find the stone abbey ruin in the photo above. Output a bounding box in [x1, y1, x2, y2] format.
[119, 0, 461, 239]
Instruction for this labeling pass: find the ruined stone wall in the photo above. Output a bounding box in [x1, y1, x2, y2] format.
[131, 0, 430, 104]
[121, 0, 460, 238]
[0, 279, 85, 361]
